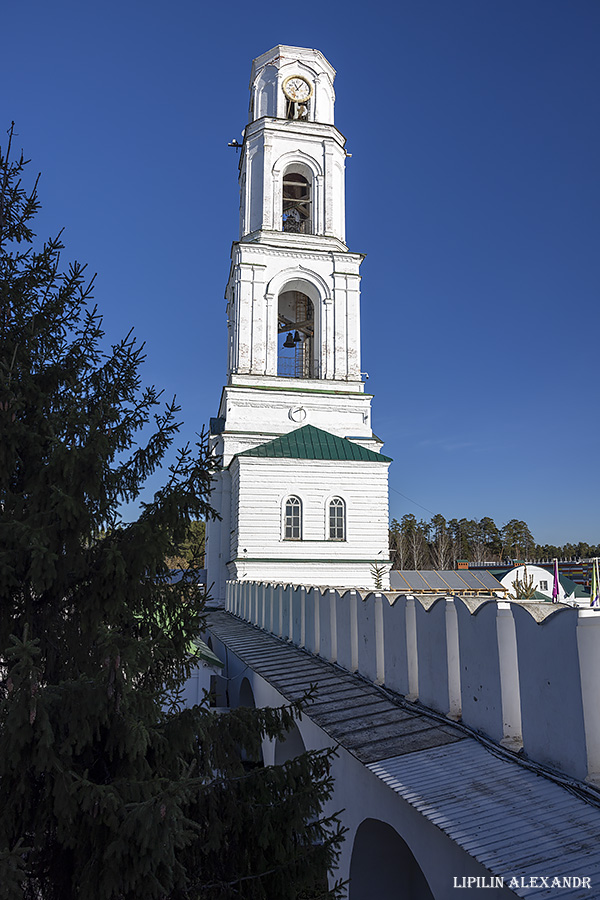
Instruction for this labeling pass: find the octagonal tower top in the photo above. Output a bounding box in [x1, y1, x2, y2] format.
[248, 45, 336, 126]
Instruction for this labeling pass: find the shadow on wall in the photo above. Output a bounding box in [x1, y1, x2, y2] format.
[236, 677, 263, 768]
[349, 818, 434, 900]
[238, 677, 256, 708]
[274, 721, 306, 766]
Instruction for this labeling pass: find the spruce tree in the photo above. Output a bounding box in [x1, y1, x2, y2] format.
[0, 126, 344, 900]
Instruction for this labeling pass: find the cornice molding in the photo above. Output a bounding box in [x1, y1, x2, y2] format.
[244, 117, 345, 148]
[233, 240, 364, 265]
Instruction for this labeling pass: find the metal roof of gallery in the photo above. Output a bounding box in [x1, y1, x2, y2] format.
[207, 609, 600, 899]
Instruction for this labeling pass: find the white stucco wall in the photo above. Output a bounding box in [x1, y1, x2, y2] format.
[215, 380, 375, 465]
[240, 119, 347, 241]
[225, 244, 363, 381]
[205, 633, 517, 899]
[227, 456, 390, 589]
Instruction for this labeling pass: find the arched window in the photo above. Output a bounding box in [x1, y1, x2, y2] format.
[284, 496, 302, 540]
[329, 498, 345, 541]
[282, 172, 311, 234]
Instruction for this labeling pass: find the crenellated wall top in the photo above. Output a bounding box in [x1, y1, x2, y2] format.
[225, 580, 581, 622]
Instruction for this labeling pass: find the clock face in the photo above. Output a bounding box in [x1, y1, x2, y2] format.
[282, 75, 313, 103]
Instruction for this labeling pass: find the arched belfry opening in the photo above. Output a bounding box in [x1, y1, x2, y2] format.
[282, 171, 311, 234]
[277, 290, 315, 378]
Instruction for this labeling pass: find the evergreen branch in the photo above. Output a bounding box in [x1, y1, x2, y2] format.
[0, 130, 344, 900]
[188, 838, 348, 899]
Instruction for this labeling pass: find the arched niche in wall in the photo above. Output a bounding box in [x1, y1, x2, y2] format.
[274, 721, 306, 766]
[349, 818, 434, 900]
[238, 677, 256, 709]
[237, 677, 263, 769]
[251, 64, 277, 120]
[204, 635, 227, 708]
[312, 71, 335, 124]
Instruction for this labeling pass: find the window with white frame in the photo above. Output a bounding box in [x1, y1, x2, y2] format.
[328, 498, 345, 540]
[284, 496, 302, 540]
[539, 580, 548, 591]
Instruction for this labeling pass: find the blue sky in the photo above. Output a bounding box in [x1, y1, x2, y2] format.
[2, 1, 598, 545]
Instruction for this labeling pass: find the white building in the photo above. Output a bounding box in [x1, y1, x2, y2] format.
[205, 45, 391, 599]
[500, 563, 589, 605]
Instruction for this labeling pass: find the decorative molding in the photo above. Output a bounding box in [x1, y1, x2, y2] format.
[235, 238, 354, 259]
[244, 118, 345, 147]
[225, 383, 371, 397]
[229, 557, 392, 564]
[272, 148, 324, 179]
[265, 265, 332, 304]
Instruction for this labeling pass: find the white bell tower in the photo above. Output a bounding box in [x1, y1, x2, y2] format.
[206, 46, 391, 601]
[228, 45, 362, 384]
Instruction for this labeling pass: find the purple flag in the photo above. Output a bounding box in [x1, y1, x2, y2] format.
[591, 559, 599, 608]
[552, 559, 560, 603]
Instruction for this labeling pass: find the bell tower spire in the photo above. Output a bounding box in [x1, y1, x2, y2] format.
[206, 46, 391, 602]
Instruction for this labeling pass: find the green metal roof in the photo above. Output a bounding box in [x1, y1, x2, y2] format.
[529, 590, 553, 601]
[235, 424, 392, 463]
[559, 574, 589, 599]
[191, 637, 224, 668]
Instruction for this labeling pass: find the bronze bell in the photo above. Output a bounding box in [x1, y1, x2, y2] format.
[293, 330, 302, 343]
[283, 332, 295, 348]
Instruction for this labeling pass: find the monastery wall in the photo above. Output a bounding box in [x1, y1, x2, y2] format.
[225, 580, 600, 786]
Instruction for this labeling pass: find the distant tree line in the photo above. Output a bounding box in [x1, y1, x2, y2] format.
[166, 517, 598, 573]
[389, 514, 600, 570]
